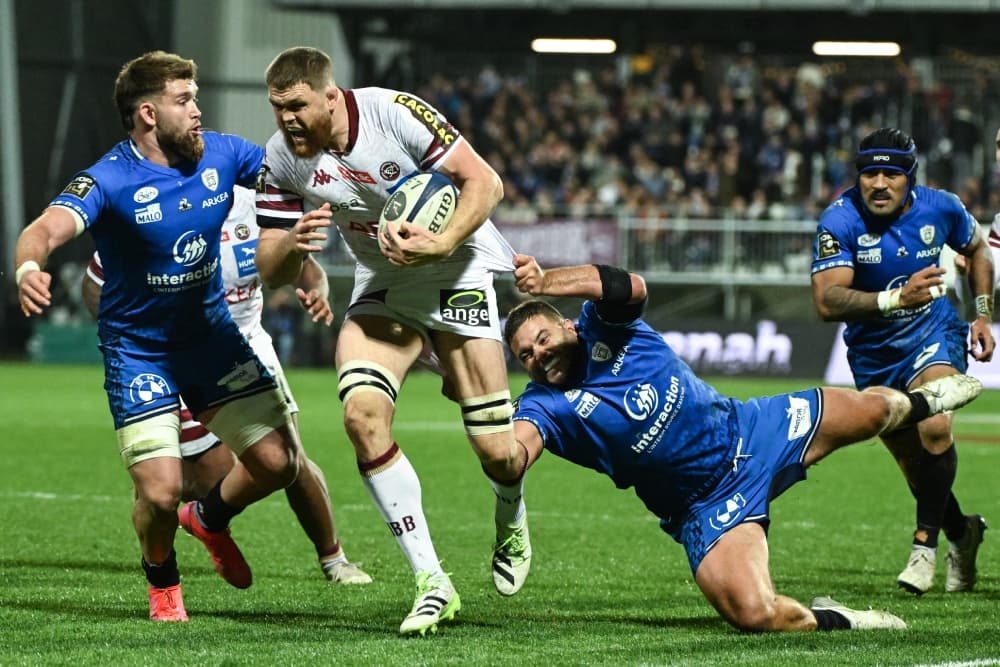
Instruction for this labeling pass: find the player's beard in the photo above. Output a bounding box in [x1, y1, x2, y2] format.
[283, 111, 333, 158]
[158, 124, 205, 163]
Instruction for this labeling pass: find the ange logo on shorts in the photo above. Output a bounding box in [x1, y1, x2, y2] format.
[440, 288, 491, 327]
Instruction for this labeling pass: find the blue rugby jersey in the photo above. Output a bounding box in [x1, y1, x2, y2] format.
[811, 185, 976, 357]
[513, 301, 739, 524]
[50, 132, 263, 344]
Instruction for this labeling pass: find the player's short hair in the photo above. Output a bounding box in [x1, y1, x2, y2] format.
[114, 51, 197, 131]
[266, 46, 335, 93]
[503, 300, 564, 348]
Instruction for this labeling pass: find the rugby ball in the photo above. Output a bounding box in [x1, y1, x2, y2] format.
[378, 172, 458, 251]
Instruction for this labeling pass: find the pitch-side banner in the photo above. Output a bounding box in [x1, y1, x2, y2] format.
[496, 220, 618, 265]
[823, 322, 1000, 388]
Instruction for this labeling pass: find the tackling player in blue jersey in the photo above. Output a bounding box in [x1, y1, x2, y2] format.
[14, 52, 304, 622]
[504, 253, 982, 632]
[811, 128, 993, 595]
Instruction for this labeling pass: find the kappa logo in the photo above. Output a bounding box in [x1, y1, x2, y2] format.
[591, 342, 613, 362]
[173, 231, 207, 266]
[913, 343, 940, 369]
[709, 493, 747, 530]
[312, 169, 336, 187]
[128, 373, 169, 404]
[201, 168, 219, 192]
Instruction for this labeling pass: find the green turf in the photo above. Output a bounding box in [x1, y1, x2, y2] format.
[2, 362, 998, 666]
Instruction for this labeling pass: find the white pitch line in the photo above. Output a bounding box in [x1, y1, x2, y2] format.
[910, 659, 1000, 667]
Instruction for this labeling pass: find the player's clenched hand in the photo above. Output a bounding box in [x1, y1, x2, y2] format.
[969, 318, 995, 362]
[379, 223, 452, 267]
[296, 287, 333, 326]
[290, 203, 332, 254]
[899, 265, 947, 308]
[17, 269, 52, 317]
[513, 253, 546, 295]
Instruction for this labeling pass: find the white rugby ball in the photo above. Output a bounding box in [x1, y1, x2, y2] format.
[378, 172, 458, 251]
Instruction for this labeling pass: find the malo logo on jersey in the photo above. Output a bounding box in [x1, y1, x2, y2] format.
[128, 373, 169, 404]
[440, 289, 490, 327]
[201, 168, 219, 192]
[857, 248, 882, 264]
[135, 203, 163, 224]
[313, 169, 336, 187]
[574, 391, 601, 418]
[338, 166, 376, 184]
[173, 231, 207, 266]
[786, 395, 812, 440]
[233, 240, 258, 278]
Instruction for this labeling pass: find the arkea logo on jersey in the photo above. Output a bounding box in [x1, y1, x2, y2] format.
[133, 186, 159, 203]
[612, 345, 630, 376]
[203, 191, 230, 209]
[708, 493, 747, 530]
[62, 174, 96, 200]
[216, 360, 261, 391]
[591, 342, 612, 362]
[393, 93, 458, 147]
[916, 247, 941, 259]
[786, 395, 812, 440]
[201, 168, 219, 192]
[857, 248, 882, 264]
[128, 373, 170, 404]
[135, 203, 163, 224]
[173, 231, 208, 266]
[440, 289, 490, 327]
[232, 240, 258, 278]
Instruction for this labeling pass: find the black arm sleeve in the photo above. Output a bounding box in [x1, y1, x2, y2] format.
[594, 264, 646, 323]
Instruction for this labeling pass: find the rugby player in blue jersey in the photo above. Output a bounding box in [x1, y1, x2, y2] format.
[811, 128, 993, 595]
[14, 51, 303, 621]
[504, 253, 982, 632]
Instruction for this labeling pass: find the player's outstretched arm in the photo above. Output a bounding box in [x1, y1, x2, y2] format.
[512, 254, 646, 303]
[15, 207, 82, 317]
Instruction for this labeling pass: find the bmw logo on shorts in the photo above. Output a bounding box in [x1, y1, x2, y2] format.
[129, 373, 170, 404]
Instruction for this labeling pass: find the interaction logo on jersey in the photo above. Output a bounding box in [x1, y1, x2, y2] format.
[232, 240, 258, 278]
[173, 231, 208, 266]
[201, 168, 219, 192]
[129, 373, 170, 404]
[591, 342, 612, 362]
[62, 174, 96, 200]
[630, 376, 683, 454]
[816, 231, 841, 259]
[708, 493, 747, 530]
[624, 383, 658, 420]
[785, 395, 812, 440]
[216, 360, 261, 391]
[440, 289, 490, 327]
[913, 342, 940, 369]
[134, 203, 163, 224]
[133, 186, 159, 203]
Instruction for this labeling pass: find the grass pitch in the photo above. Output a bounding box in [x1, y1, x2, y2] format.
[1, 362, 999, 666]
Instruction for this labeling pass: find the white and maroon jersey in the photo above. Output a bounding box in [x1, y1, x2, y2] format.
[89, 185, 264, 338]
[988, 213, 1000, 292]
[256, 87, 515, 283]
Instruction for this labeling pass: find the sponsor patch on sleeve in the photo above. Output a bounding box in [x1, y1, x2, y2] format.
[393, 93, 458, 147]
[61, 174, 96, 200]
[816, 231, 841, 259]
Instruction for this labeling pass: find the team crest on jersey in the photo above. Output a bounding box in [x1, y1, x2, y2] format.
[380, 162, 401, 181]
[591, 342, 612, 362]
[816, 231, 840, 259]
[62, 174, 96, 200]
[440, 289, 490, 327]
[920, 225, 935, 245]
[201, 168, 219, 192]
[708, 493, 747, 530]
[857, 233, 880, 247]
[128, 373, 169, 404]
[133, 186, 159, 203]
[235, 223, 251, 241]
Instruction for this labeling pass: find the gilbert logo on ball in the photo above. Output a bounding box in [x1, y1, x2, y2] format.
[378, 172, 459, 251]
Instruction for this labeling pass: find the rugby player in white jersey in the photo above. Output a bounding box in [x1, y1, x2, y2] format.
[83, 186, 372, 586]
[255, 46, 530, 635]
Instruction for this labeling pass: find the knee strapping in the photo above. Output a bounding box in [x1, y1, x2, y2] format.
[117, 411, 182, 468]
[338, 360, 401, 405]
[208, 388, 291, 456]
[460, 391, 514, 436]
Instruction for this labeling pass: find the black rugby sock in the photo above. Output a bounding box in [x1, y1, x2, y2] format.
[912, 447, 958, 548]
[197, 480, 243, 532]
[142, 549, 181, 588]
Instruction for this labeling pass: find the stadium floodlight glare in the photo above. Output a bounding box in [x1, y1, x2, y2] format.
[812, 41, 901, 57]
[531, 38, 617, 55]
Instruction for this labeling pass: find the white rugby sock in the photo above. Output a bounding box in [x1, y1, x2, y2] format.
[491, 477, 525, 527]
[362, 452, 443, 576]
